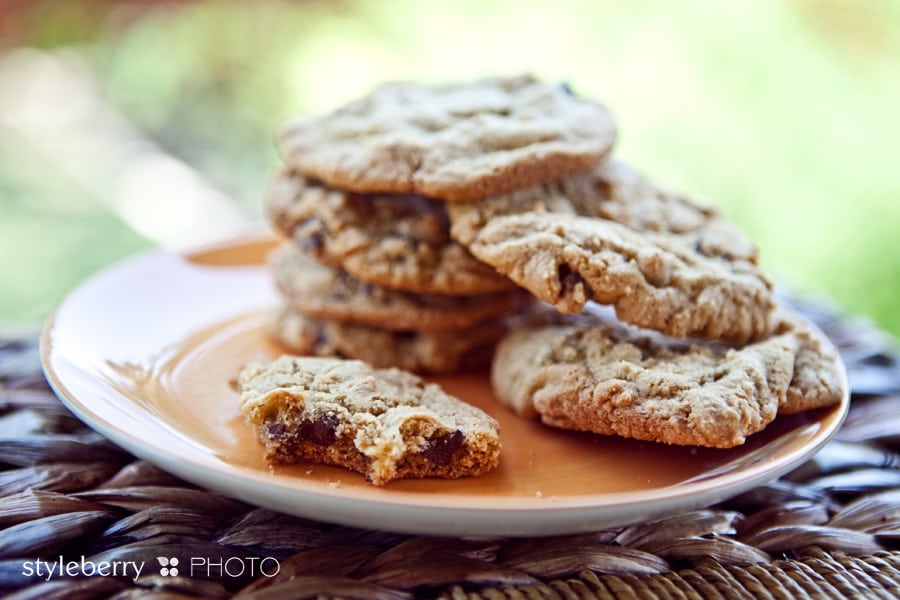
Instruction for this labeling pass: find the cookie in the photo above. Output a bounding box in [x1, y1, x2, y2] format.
[239, 356, 501, 485]
[269, 306, 505, 374]
[270, 243, 528, 332]
[445, 158, 774, 343]
[774, 310, 846, 414]
[266, 169, 514, 296]
[492, 304, 845, 448]
[447, 158, 758, 264]
[277, 75, 616, 202]
[460, 211, 775, 344]
[490, 308, 798, 448]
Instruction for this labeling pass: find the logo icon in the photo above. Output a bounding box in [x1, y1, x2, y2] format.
[156, 557, 179, 577]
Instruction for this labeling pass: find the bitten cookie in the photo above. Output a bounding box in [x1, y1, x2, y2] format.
[238, 356, 501, 485]
[266, 169, 514, 296]
[269, 306, 505, 374]
[270, 243, 528, 333]
[278, 75, 617, 202]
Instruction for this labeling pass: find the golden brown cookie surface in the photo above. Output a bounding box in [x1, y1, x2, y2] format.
[266, 169, 514, 296]
[278, 75, 616, 202]
[465, 212, 775, 343]
[490, 307, 843, 448]
[269, 306, 505, 375]
[447, 159, 773, 343]
[269, 243, 528, 333]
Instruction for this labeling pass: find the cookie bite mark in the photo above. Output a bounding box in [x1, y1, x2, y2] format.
[238, 357, 501, 485]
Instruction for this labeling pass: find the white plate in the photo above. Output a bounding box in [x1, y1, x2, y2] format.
[41, 233, 849, 536]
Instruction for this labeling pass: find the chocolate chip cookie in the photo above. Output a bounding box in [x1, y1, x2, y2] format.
[270, 306, 505, 374]
[270, 243, 528, 332]
[445, 159, 774, 343]
[462, 212, 775, 344]
[447, 158, 758, 263]
[266, 169, 514, 296]
[278, 75, 616, 202]
[490, 306, 844, 448]
[774, 310, 846, 414]
[239, 356, 502, 485]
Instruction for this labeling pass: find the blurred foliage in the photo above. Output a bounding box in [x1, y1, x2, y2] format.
[0, 124, 150, 320]
[0, 0, 898, 337]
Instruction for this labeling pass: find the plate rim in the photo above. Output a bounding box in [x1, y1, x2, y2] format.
[39, 233, 851, 536]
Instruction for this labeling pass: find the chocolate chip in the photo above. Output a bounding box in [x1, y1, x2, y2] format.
[563, 329, 585, 347]
[297, 217, 326, 252]
[559, 82, 575, 96]
[558, 263, 592, 300]
[433, 204, 452, 234]
[421, 430, 464, 465]
[265, 421, 299, 455]
[397, 196, 451, 242]
[299, 412, 339, 445]
[693, 235, 704, 254]
[312, 330, 331, 353]
[592, 177, 614, 201]
[300, 230, 325, 252]
[265, 422, 287, 439]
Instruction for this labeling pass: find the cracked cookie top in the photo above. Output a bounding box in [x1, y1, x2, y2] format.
[277, 75, 616, 202]
[446, 160, 774, 343]
[447, 159, 758, 264]
[490, 306, 842, 448]
[462, 212, 775, 344]
[240, 356, 498, 429]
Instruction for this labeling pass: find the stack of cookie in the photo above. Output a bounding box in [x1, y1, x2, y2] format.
[264, 170, 527, 373]
[262, 76, 616, 374]
[263, 75, 844, 449]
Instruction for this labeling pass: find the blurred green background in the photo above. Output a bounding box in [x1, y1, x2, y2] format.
[1, 0, 898, 338]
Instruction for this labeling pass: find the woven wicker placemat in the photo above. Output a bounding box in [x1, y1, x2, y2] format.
[1, 298, 899, 599]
